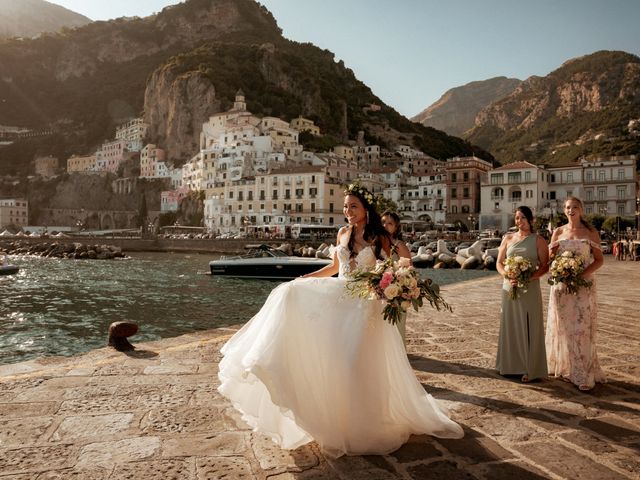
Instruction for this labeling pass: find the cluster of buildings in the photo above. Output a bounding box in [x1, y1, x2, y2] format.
[2, 90, 639, 235]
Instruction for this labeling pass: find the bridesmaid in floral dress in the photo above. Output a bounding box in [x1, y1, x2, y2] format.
[546, 197, 606, 391]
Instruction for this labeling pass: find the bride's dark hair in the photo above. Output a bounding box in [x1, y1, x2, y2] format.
[343, 184, 390, 258]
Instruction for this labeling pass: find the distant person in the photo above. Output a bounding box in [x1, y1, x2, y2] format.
[495, 206, 549, 383]
[381, 210, 412, 344]
[546, 196, 605, 391]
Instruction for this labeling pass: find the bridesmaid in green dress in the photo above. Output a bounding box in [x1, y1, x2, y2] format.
[495, 206, 549, 382]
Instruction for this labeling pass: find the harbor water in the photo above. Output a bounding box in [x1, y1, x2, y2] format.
[0, 252, 497, 365]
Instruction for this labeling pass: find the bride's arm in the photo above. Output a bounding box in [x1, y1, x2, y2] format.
[300, 228, 346, 278]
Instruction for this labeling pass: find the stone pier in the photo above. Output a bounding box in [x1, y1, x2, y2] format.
[0, 258, 638, 479]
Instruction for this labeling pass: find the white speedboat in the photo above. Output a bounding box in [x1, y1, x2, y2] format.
[209, 244, 331, 280]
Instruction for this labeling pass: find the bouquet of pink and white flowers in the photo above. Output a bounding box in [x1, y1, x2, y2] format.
[346, 257, 451, 325]
[503, 255, 537, 300]
[547, 250, 592, 295]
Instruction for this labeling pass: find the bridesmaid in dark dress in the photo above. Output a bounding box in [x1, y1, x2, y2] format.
[496, 206, 549, 382]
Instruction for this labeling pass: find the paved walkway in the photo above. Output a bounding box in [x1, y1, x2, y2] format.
[1, 258, 638, 479]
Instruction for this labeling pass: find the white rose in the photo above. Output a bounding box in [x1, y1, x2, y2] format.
[384, 284, 400, 300]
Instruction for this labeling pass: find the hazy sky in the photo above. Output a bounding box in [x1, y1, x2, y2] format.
[47, 0, 640, 118]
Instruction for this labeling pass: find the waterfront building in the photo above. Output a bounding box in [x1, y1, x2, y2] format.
[446, 156, 493, 229]
[34, 155, 59, 178]
[543, 163, 583, 216]
[0, 198, 28, 229]
[579, 155, 637, 216]
[480, 161, 548, 231]
[204, 167, 346, 234]
[67, 154, 97, 173]
[161, 186, 189, 213]
[290, 117, 320, 136]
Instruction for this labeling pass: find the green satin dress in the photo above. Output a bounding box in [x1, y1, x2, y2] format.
[495, 234, 548, 380]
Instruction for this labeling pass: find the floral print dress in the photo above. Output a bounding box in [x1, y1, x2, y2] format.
[546, 239, 606, 389]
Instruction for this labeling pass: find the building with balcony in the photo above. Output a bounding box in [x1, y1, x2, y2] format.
[290, 117, 320, 136]
[579, 156, 637, 216]
[446, 156, 493, 228]
[140, 144, 167, 178]
[115, 118, 148, 152]
[480, 161, 548, 231]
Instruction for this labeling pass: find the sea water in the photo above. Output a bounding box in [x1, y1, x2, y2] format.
[0, 252, 496, 365]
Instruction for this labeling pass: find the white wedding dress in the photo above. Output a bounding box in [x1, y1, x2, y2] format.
[218, 244, 463, 457]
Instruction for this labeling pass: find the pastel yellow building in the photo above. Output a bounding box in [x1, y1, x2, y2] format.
[67, 154, 97, 173]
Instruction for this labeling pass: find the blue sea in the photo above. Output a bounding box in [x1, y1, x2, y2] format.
[0, 252, 496, 365]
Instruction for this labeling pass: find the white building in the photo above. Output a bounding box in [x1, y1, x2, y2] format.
[480, 161, 548, 231]
[115, 118, 148, 152]
[0, 198, 28, 229]
[579, 156, 637, 216]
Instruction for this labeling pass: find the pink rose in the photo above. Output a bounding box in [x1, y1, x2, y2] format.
[380, 271, 394, 290]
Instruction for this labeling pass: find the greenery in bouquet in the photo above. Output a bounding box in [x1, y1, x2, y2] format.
[346, 257, 452, 325]
[503, 255, 536, 300]
[547, 250, 592, 295]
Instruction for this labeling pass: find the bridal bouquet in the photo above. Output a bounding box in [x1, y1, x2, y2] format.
[547, 250, 592, 295]
[503, 255, 536, 300]
[346, 257, 452, 325]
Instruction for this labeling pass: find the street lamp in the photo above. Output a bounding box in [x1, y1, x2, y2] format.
[636, 197, 640, 240]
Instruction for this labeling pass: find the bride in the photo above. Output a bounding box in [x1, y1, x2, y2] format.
[218, 184, 463, 457]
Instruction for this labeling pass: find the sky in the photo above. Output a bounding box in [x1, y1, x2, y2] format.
[47, 0, 640, 118]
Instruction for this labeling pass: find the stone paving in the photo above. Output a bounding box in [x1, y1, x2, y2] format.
[0, 257, 638, 479]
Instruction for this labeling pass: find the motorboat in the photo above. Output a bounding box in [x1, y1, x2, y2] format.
[0, 264, 19, 275]
[209, 244, 331, 280]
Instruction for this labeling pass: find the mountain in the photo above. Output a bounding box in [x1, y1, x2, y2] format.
[412, 77, 521, 137]
[0, 0, 91, 39]
[0, 0, 491, 176]
[465, 51, 640, 166]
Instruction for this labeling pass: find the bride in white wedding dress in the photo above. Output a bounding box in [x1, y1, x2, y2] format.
[218, 185, 463, 457]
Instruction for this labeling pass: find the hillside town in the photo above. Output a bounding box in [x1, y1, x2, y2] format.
[1, 90, 638, 239]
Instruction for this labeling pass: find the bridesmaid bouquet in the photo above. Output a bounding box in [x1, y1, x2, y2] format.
[346, 257, 452, 325]
[547, 251, 592, 295]
[503, 255, 536, 300]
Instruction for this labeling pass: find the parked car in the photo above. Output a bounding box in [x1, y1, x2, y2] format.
[600, 241, 611, 254]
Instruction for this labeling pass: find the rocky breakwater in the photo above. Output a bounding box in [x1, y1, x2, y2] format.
[0, 240, 126, 260]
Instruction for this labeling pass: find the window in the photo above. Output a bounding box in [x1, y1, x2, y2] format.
[511, 190, 522, 202]
[598, 170, 605, 181]
[586, 171, 593, 181]
[492, 188, 504, 200]
[617, 169, 625, 180]
[491, 173, 504, 184]
[451, 205, 458, 213]
[451, 188, 457, 199]
[451, 173, 457, 182]
[463, 187, 469, 198]
[296, 204, 303, 213]
[463, 172, 469, 181]
[525, 171, 531, 182]
[508, 172, 521, 183]
[295, 188, 304, 198]
[311, 203, 316, 212]
[329, 203, 334, 213]
[248, 191, 253, 201]
[598, 188, 606, 201]
[285, 189, 291, 199]
[586, 189, 593, 200]
[272, 189, 278, 200]
[567, 172, 573, 182]
[617, 203, 625, 215]
[617, 186, 626, 199]
[238, 192, 243, 201]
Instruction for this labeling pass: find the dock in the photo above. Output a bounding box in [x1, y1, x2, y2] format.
[0, 257, 638, 479]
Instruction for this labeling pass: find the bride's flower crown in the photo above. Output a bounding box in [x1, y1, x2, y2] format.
[344, 183, 376, 207]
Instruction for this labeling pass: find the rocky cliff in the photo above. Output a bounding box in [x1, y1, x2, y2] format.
[465, 51, 640, 165]
[412, 77, 521, 136]
[0, 0, 490, 175]
[0, 0, 91, 39]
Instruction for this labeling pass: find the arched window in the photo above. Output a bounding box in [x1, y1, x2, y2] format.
[492, 187, 504, 200]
